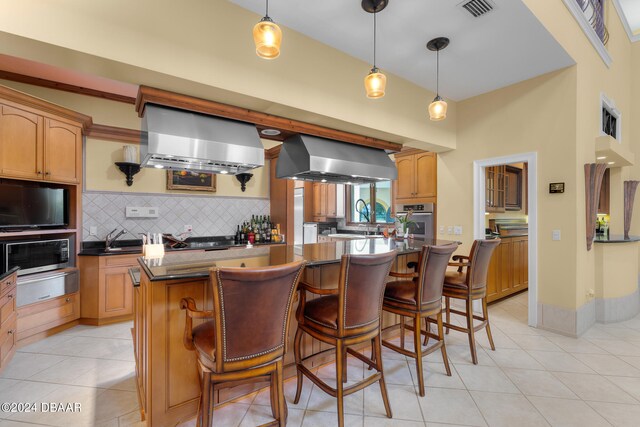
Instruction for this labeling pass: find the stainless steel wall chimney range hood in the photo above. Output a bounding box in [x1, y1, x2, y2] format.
[140, 104, 264, 174]
[276, 134, 397, 184]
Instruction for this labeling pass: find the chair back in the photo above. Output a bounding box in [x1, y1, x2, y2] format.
[416, 244, 458, 305]
[337, 250, 396, 335]
[466, 239, 500, 289]
[210, 261, 305, 371]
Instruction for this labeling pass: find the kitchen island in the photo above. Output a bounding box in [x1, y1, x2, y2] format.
[133, 238, 455, 426]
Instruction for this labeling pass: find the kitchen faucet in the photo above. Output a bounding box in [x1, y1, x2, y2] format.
[105, 228, 127, 249]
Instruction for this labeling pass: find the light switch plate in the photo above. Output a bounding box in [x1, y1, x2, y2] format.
[454, 225, 463, 235]
[447, 226, 453, 235]
[89, 226, 98, 236]
[552, 229, 561, 241]
[439, 226, 445, 234]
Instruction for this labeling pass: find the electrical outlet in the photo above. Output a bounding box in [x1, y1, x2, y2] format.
[89, 226, 98, 236]
[439, 226, 445, 234]
[587, 289, 595, 298]
[454, 225, 463, 235]
[184, 224, 193, 232]
[552, 229, 561, 241]
[447, 226, 453, 235]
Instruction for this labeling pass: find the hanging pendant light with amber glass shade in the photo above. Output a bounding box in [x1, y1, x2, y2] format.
[253, 0, 282, 60]
[427, 37, 449, 121]
[362, 0, 388, 99]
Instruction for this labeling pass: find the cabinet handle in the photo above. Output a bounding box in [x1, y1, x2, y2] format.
[65, 297, 71, 303]
[45, 172, 51, 176]
[7, 330, 13, 335]
[37, 171, 42, 175]
[7, 294, 12, 299]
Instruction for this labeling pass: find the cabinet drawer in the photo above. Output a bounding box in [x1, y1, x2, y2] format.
[0, 289, 16, 327]
[0, 314, 16, 370]
[0, 273, 17, 298]
[102, 255, 141, 268]
[17, 292, 79, 342]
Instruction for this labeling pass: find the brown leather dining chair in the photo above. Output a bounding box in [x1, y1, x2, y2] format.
[443, 239, 500, 364]
[380, 244, 458, 397]
[181, 261, 305, 427]
[293, 251, 397, 427]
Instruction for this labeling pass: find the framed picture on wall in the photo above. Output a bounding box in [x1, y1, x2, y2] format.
[166, 170, 216, 192]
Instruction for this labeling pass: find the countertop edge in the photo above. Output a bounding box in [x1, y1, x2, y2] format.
[0, 266, 19, 281]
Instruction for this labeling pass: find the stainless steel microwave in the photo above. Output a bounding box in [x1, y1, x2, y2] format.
[1, 237, 73, 276]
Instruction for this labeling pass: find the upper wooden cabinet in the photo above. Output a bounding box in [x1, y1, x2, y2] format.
[486, 165, 506, 213]
[394, 151, 437, 203]
[0, 104, 43, 181]
[44, 118, 82, 184]
[312, 182, 342, 222]
[0, 86, 90, 185]
[505, 166, 523, 211]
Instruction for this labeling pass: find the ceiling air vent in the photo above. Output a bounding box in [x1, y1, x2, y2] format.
[459, 0, 494, 18]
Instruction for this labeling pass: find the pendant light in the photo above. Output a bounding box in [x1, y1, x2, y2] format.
[253, 0, 282, 60]
[427, 37, 450, 121]
[362, 0, 388, 99]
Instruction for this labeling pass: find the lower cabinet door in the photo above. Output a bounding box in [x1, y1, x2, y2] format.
[99, 267, 134, 318]
[16, 292, 79, 342]
[0, 314, 16, 371]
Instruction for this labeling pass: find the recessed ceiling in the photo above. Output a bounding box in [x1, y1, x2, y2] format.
[230, 0, 574, 101]
[619, 0, 640, 35]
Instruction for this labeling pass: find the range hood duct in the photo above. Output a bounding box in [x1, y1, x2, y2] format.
[276, 134, 397, 184]
[140, 104, 264, 174]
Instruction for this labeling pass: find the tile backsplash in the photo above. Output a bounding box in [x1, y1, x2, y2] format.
[82, 192, 270, 241]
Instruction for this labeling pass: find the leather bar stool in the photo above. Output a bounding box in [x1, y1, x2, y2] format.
[293, 251, 397, 427]
[181, 261, 305, 427]
[380, 244, 458, 397]
[443, 239, 500, 364]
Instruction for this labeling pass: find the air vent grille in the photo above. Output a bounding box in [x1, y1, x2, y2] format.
[460, 0, 494, 18]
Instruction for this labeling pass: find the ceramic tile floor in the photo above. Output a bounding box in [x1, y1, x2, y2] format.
[4, 292, 640, 426]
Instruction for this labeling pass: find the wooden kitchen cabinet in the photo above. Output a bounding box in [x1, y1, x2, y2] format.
[79, 254, 138, 325]
[0, 90, 86, 185]
[312, 182, 340, 221]
[486, 236, 528, 302]
[394, 151, 437, 203]
[17, 291, 80, 343]
[0, 271, 17, 373]
[486, 165, 506, 213]
[505, 166, 523, 211]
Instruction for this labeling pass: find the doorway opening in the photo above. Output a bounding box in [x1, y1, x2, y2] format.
[473, 153, 538, 327]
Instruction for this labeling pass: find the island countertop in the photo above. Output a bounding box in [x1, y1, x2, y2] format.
[138, 237, 458, 282]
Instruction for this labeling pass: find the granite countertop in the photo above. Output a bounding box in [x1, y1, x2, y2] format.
[138, 237, 459, 282]
[0, 266, 19, 282]
[594, 234, 640, 244]
[79, 236, 284, 256]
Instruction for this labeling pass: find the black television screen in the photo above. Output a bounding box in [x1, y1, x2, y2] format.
[0, 184, 68, 229]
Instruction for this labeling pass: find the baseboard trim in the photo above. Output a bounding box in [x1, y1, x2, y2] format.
[596, 288, 640, 323]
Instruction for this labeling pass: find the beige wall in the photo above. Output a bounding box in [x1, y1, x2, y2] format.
[439, 67, 578, 310]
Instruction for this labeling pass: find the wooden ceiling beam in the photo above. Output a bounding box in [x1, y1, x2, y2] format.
[136, 85, 402, 153]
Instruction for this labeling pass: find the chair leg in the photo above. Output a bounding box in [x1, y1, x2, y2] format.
[335, 341, 345, 427]
[482, 297, 496, 351]
[414, 314, 425, 397]
[423, 317, 430, 346]
[200, 369, 212, 427]
[369, 338, 375, 371]
[375, 334, 393, 418]
[445, 297, 450, 334]
[466, 297, 478, 365]
[437, 312, 452, 376]
[276, 361, 287, 427]
[400, 316, 406, 349]
[342, 347, 348, 383]
[270, 371, 279, 420]
[293, 328, 304, 404]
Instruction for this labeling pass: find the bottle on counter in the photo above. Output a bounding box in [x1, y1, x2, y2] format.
[235, 225, 240, 244]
